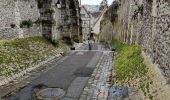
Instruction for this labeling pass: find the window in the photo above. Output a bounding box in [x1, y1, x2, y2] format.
[81, 14, 85, 17]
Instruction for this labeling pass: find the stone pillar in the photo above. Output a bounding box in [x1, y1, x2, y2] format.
[14, 0, 23, 38]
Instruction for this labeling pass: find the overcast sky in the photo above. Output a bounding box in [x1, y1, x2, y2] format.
[81, 0, 114, 5]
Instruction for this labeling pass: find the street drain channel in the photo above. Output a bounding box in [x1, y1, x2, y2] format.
[74, 67, 94, 77]
[36, 88, 65, 99]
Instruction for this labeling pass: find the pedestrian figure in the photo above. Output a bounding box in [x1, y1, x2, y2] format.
[92, 37, 95, 43]
[88, 38, 93, 50]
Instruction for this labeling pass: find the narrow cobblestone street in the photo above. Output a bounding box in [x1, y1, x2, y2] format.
[1, 0, 170, 99]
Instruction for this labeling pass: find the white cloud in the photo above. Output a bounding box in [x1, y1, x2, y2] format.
[81, 0, 114, 5]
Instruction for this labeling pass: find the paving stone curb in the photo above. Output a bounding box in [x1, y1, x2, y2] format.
[79, 52, 113, 100]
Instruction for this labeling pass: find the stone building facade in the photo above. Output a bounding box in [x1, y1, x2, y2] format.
[0, 0, 82, 42]
[101, 0, 170, 78]
[80, 6, 91, 40]
[90, 12, 101, 29]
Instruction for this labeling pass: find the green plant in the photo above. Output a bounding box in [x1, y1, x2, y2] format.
[56, 23, 63, 29]
[111, 39, 148, 82]
[37, 0, 43, 8]
[44, 8, 55, 14]
[72, 35, 79, 43]
[62, 37, 73, 46]
[34, 18, 41, 25]
[138, 4, 144, 12]
[132, 4, 144, 20]
[20, 19, 33, 28]
[51, 39, 59, 47]
[149, 94, 153, 100]
[10, 24, 16, 28]
[41, 19, 56, 25]
[132, 10, 138, 20]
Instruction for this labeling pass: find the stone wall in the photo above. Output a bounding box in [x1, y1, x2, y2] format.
[0, 28, 19, 40]
[0, 0, 15, 28]
[102, 0, 170, 78]
[18, 0, 41, 37]
[18, 0, 40, 21]
[0, 0, 41, 40]
[0, 0, 81, 41]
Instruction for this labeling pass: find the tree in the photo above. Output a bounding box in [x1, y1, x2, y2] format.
[99, 0, 108, 10]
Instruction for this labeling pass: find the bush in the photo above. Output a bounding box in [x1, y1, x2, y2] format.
[73, 35, 79, 43]
[34, 18, 41, 25]
[20, 19, 33, 28]
[10, 24, 16, 28]
[138, 4, 144, 15]
[44, 8, 55, 14]
[62, 37, 73, 46]
[37, 0, 43, 8]
[51, 39, 59, 47]
[41, 19, 56, 25]
[138, 4, 144, 12]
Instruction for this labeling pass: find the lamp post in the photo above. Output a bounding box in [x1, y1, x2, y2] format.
[56, 0, 61, 9]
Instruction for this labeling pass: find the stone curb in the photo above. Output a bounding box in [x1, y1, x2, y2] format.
[79, 52, 113, 100]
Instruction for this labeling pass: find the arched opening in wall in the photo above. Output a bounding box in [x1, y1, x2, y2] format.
[69, 0, 76, 14]
[69, 0, 79, 40]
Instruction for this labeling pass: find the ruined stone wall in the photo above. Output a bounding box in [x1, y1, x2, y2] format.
[0, 0, 18, 39]
[18, 0, 41, 37]
[0, 0, 15, 28]
[153, 0, 170, 77]
[102, 0, 170, 77]
[0, 0, 41, 40]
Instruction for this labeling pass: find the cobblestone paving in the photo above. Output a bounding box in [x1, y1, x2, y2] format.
[79, 51, 113, 100]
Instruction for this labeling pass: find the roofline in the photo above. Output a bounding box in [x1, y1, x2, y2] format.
[93, 8, 108, 27]
[81, 6, 91, 17]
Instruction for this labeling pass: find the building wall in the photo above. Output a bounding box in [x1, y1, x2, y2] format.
[80, 6, 91, 40]
[18, 0, 41, 38]
[0, 0, 41, 40]
[90, 14, 98, 29]
[93, 8, 107, 35]
[102, 0, 170, 78]
[0, 0, 81, 42]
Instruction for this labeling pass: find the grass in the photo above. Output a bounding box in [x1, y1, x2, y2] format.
[0, 36, 67, 77]
[111, 39, 155, 99]
[112, 39, 148, 83]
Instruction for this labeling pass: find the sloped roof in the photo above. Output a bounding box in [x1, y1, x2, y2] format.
[90, 12, 101, 18]
[81, 5, 91, 17]
[93, 8, 108, 27]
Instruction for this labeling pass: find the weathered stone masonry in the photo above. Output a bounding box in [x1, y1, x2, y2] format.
[0, 0, 41, 40]
[0, 0, 82, 42]
[102, 0, 170, 78]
